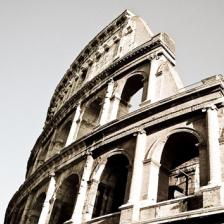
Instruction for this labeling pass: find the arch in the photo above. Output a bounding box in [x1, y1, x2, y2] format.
[49, 174, 79, 224]
[35, 139, 51, 169]
[76, 90, 106, 139]
[29, 192, 46, 224]
[155, 130, 201, 202]
[117, 73, 145, 118]
[55, 119, 73, 149]
[49, 118, 73, 157]
[90, 149, 132, 181]
[146, 128, 204, 163]
[92, 154, 130, 218]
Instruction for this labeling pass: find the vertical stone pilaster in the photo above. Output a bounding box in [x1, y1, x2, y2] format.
[38, 173, 56, 224]
[65, 103, 81, 146]
[128, 130, 147, 221]
[83, 179, 100, 222]
[66, 153, 94, 224]
[99, 79, 114, 125]
[108, 93, 121, 121]
[147, 159, 160, 204]
[146, 55, 160, 103]
[205, 105, 221, 186]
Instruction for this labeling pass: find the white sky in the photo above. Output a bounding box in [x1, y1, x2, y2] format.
[1, 0, 224, 222]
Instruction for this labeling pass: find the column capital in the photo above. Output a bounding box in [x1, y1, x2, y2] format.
[49, 171, 55, 178]
[86, 149, 92, 156]
[148, 53, 160, 60]
[202, 104, 217, 112]
[108, 78, 114, 84]
[133, 129, 146, 136]
[75, 101, 82, 108]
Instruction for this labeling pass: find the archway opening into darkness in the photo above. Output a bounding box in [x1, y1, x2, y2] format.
[77, 97, 103, 139]
[49, 174, 79, 224]
[157, 132, 199, 202]
[92, 154, 129, 218]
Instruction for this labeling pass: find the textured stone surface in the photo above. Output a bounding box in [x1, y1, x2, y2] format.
[5, 10, 224, 224]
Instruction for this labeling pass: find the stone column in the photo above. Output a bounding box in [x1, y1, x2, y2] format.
[65, 103, 81, 146]
[146, 55, 159, 103]
[206, 105, 222, 185]
[99, 79, 114, 125]
[108, 93, 121, 121]
[147, 159, 160, 204]
[83, 161, 107, 222]
[128, 130, 147, 221]
[65, 153, 94, 224]
[38, 173, 56, 224]
[83, 179, 100, 222]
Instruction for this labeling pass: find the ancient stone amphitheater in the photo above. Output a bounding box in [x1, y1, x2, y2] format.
[5, 10, 224, 224]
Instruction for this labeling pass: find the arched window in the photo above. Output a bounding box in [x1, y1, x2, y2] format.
[77, 97, 103, 139]
[49, 174, 79, 224]
[35, 140, 51, 168]
[50, 120, 72, 156]
[117, 74, 144, 118]
[92, 155, 129, 218]
[157, 132, 199, 202]
[29, 192, 46, 224]
[56, 120, 72, 148]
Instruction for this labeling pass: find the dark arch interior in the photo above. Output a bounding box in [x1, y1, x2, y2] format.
[118, 75, 144, 118]
[77, 97, 103, 139]
[50, 120, 72, 156]
[36, 140, 51, 168]
[49, 174, 79, 224]
[57, 120, 72, 148]
[92, 155, 129, 218]
[30, 192, 46, 224]
[157, 132, 199, 202]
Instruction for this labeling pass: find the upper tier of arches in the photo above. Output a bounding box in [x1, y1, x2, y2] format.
[45, 10, 153, 123]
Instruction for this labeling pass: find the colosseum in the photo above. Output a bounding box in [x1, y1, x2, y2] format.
[5, 10, 224, 224]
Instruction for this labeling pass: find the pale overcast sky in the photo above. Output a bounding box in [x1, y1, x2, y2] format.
[1, 0, 224, 222]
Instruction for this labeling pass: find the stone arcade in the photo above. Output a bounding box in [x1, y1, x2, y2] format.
[5, 10, 224, 224]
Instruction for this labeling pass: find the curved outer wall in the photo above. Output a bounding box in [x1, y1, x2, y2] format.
[5, 10, 224, 224]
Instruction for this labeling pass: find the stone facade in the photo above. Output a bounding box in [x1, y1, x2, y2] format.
[5, 10, 224, 224]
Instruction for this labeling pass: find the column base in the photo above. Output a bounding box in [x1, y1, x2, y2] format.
[200, 184, 223, 208]
[119, 203, 134, 224]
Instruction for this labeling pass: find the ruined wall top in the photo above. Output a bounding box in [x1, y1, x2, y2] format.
[45, 10, 154, 124]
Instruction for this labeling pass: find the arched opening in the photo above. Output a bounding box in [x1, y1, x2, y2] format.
[77, 97, 103, 139]
[117, 75, 144, 118]
[51, 120, 72, 154]
[49, 174, 79, 224]
[35, 140, 51, 168]
[92, 155, 129, 218]
[29, 192, 46, 224]
[157, 132, 199, 202]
